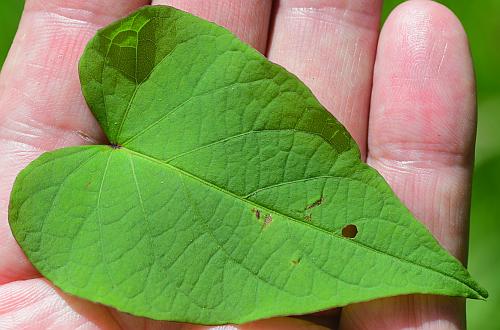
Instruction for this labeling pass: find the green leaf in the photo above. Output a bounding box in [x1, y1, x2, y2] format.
[9, 5, 487, 325]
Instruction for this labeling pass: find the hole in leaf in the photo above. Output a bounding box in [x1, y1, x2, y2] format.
[342, 224, 358, 239]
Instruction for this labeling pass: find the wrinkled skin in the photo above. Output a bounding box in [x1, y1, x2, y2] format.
[0, 0, 476, 329]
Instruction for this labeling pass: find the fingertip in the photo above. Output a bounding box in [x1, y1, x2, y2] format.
[383, 0, 474, 97]
[370, 0, 476, 168]
[385, 0, 472, 71]
[386, 0, 466, 31]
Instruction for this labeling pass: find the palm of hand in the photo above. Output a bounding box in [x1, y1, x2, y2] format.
[0, 1, 475, 329]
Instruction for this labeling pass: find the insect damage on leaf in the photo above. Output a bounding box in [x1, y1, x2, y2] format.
[306, 196, 324, 210]
[263, 214, 272, 226]
[251, 207, 261, 219]
[8, 5, 487, 326]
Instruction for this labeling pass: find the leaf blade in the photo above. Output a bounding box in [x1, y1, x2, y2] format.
[10, 4, 487, 325]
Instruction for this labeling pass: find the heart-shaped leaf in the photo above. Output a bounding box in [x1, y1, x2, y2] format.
[9, 5, 487, 325]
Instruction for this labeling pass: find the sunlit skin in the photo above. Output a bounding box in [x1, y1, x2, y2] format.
[0, 0, 476, 329]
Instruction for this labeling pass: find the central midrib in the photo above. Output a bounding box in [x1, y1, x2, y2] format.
[118, 146, 482, 298]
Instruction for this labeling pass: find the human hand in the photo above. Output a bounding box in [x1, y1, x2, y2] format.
[0, 0, 476, 329]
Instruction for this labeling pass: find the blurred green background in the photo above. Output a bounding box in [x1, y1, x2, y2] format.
[0, 0, 498, 328]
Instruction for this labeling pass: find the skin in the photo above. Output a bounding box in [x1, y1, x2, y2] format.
[0, 0, 476, 329]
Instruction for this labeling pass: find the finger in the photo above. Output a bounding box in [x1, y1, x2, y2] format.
[152, 0, 273, 53]
[0, 0, 149, 284]
[341, 1, 476, 329]
[0, 278, 329, 330]
[267, 0, 383, 157]
[369, 0, 475, 262]
[0, 279, 120, 329]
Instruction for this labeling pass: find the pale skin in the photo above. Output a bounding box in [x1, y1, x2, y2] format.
[0, 0, 476, 329]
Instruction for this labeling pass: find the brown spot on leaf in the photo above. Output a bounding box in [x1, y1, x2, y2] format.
[291, 258, 301, 266]
[342, 224, 358, 238]
[251, 208, 261, 219]
[306, 196, 324, 210]
[304, 214, 312, 222]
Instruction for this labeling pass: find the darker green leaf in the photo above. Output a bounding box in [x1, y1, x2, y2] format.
[9, 5, 487, 325]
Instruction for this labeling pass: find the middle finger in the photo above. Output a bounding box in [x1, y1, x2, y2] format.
[267, 0, 383, 158]
[152, 0, 273, 53]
